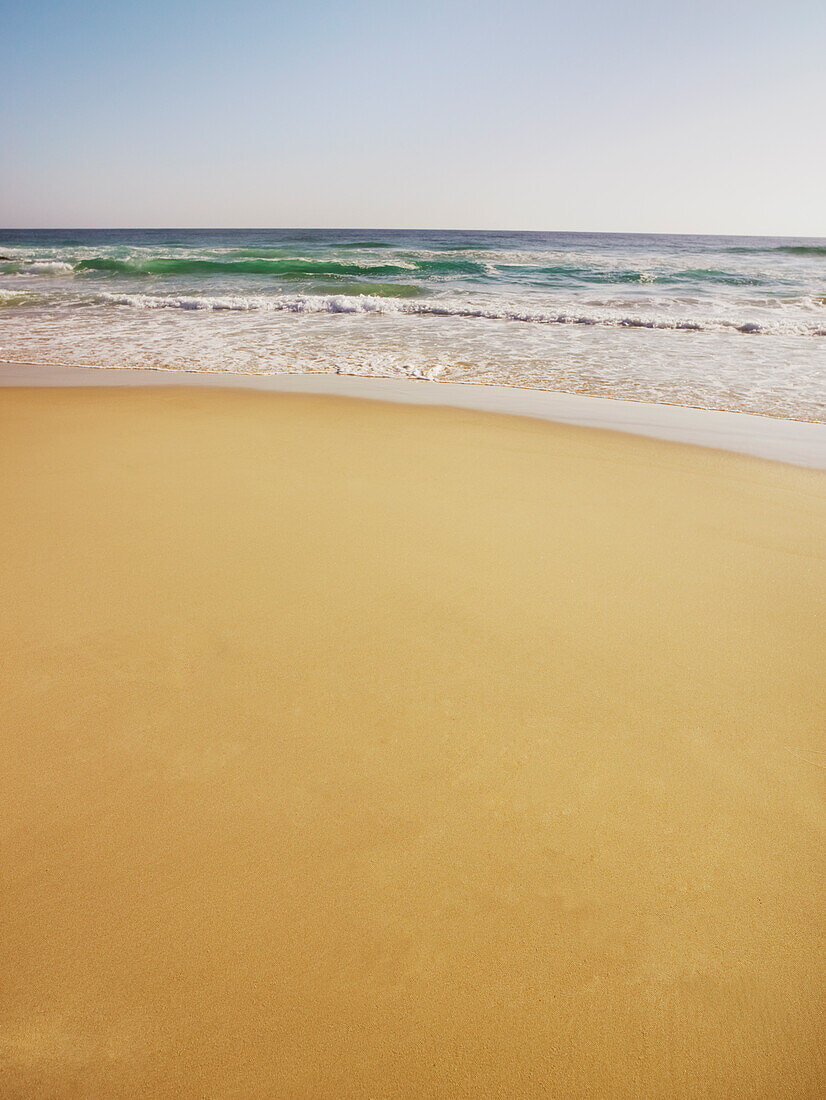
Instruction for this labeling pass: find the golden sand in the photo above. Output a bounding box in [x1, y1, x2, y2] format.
[1, 386, 824, 1097]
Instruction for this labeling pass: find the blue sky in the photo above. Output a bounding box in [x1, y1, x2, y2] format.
[1, 0, 824, 233]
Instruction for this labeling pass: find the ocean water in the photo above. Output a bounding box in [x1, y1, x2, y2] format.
[1, 228, 824, 420]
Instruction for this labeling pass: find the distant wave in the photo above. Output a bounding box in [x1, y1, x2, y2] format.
[727, 245, 826, 257]
[99, 291, 826, 335]
[334, 240, 393, 249]
[774, 245, 826, 257]
[529, 265, 765, 286]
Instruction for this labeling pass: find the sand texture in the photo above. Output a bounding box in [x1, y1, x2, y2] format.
[1, 386, 825, 1097]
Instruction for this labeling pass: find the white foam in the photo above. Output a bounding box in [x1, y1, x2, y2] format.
[20, 261, 75, 275]
[0, 288, 31, 305]
[97, 291, 826, 337]
[100, 292, 394, 314]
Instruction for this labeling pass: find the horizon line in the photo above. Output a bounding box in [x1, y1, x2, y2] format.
[2, 226, 825, 240]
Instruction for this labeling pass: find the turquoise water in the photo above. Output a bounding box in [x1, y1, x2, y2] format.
[1, 229, 824, 419]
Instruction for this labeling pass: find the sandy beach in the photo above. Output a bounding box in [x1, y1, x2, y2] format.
[2, 382, 825, 1097]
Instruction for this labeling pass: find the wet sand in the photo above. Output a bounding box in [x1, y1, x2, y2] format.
[2, 361, 825, 468]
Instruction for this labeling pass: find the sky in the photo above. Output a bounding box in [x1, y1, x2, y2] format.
[1, 0, 824, 234]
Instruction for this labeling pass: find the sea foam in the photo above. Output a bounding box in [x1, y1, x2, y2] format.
[98, 291, 825, 337]
[21, 261, 75, 275]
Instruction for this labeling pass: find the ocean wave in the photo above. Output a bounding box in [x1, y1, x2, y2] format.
[76, 254, 491, 279]
[8, 252, 787, 288]
[0, 260, 75, 275]
[334, 240, 393, 249]
[11, 250, 796, 288]
[726, 244, 826, 257]
[774, 245, 826, 257]
[523, 265, 766, 286]
[76, 256, 420, 277]
[98, 291, 825, 335]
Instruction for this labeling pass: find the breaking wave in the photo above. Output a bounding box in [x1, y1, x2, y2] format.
[98, 291, 826, 335]
[73, 255, 488, 278]
[5, 248, 801, 289]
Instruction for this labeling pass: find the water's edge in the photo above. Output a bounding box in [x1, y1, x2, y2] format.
[2, 360, 824, 471]
[3, 229, 825, 422]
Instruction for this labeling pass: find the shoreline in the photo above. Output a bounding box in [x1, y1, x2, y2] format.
[1, 359, 825, 470]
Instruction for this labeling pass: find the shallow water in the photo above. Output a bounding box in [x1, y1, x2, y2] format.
[1, 228, 824, 419]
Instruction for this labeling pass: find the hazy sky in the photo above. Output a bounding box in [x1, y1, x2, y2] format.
[2, 0, 824, 234]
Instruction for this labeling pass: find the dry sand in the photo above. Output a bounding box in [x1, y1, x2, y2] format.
[1, 385, 825, 1097]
